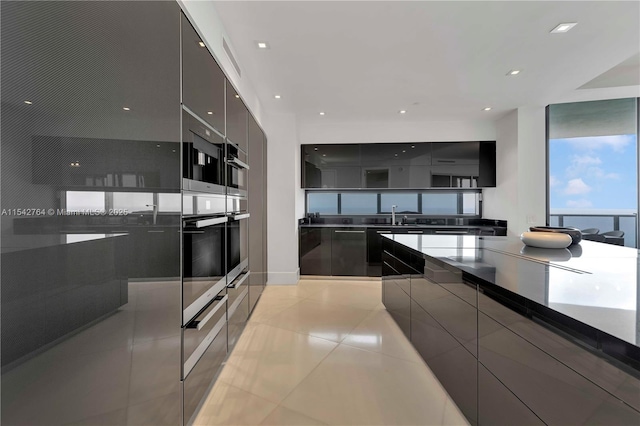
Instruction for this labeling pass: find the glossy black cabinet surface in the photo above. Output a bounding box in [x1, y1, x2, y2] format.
[302, 142, 496, 189]
[331, 228, 367, 276]
[383, 235, 640, 426]
[248, 114, 267, 311]
[1, 2, 182, 425]
[300, 227, 332, 275]
[182, 13, 225, 134]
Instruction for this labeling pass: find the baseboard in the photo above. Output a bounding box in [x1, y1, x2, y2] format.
[266, 268, 300, 285]
[300, 275, 381, 281]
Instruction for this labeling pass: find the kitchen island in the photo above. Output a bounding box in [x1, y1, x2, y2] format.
[382, 234, 640, 425]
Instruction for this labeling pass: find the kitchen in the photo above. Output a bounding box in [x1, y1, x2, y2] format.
[1, 1, 639, 425]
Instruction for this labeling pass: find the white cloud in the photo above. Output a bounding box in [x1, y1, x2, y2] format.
[571, 155, 601, 166]
[564, 178, 591, 195]
[566, 199, 593, 209]
[549, 175, 560, 188]
[564, 135, 632, 153]
[590, 167, 620, 180]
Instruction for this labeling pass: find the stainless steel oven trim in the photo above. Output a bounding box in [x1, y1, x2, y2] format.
[226, 188, 247, 198]
[182, 104, 225, 139]
[227, 259, 249, 285]
[228, 271, 250, 290]
[228, 287, 248, 318]
[183, 314, 226, 378]
[183, 277, 227, 326]
[183, 178, 226, 195]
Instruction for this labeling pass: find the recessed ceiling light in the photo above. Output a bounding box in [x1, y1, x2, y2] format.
[507, 69, 521, 76]
[399, 110, 406, 114]
[314, 147, 318, 151]
[483, 107, 492, 111]
[319, 112, 325, 116]
[411, 145, 415, 149]
[24, 100, 32, 105]
[256, 41, 270, 49]
[198, 41, 205, 48]
[235, 94, 240, 98]
[274, 95, 281, 99]
[207, 111, 213, 115]
[551, 22, 577, 33]
[123, 107, 130, 111]
[322, 154, 326, 157]
[156, 144, 161, 148]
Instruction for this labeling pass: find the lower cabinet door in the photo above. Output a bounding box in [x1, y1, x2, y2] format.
[331, 228, 366, 276]
[478, 364, 544, 426]
[227, 287, 249, 352]
[300, 227, 332, 275]
[382, 259, 410, 339]
[182, 322, 228, 425]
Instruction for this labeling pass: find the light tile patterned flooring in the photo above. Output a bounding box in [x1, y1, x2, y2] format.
[193, 278, 468, 426]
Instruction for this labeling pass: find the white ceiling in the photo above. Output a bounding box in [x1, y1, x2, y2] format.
[213, 1, 640, 123]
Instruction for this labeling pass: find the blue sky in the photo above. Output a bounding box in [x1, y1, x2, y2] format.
[549, 134, 637, 211]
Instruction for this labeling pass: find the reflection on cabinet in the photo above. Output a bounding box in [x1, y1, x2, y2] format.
[301, 142, 496, 189]
[181, 13, 225, 134]
[300, 227, 332, 275]
[382, 256, 411, 339]
[225, 80, 248, 151]
[32, 137, 180, 190]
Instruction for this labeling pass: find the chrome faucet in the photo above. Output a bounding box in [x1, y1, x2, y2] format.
[391, 205, 397, 225]
[146, 204, 158, 225]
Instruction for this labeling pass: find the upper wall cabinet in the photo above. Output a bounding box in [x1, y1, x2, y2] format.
[303, 144, 362, 188]
[181, 13, 225, 135]
[301, 142, 496, 189]
[226, 80, 248, 151]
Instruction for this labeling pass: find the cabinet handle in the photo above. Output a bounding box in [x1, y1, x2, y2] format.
[408, 231, 423, 234]
[435, 230, 467, 234]
[228, 271, 250, 289]
[227, 157, 250, 170]
[376, 230, 392, 234]
[334, 230, 365, 233]
[187, 295, 228, 330]
[183, 230, 205, 234]
[147, 230, 165, 233]
[233, 213, 250, 220]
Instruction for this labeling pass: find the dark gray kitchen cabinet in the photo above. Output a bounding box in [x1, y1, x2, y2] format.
[361, 143, 432, 189]
[302, 144, 361, 188]
[478, 141, 496, 187]
[128, 227, 180, 279]
[181, 13, 225, 134]
[248, 114, 266, 311]
[225, 80, 248, 151]
[331, 228, 366, 275]
[366, 228, 393, 276]
[299, 227, 332, 276]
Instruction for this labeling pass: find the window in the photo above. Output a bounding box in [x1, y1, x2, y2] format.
[112, 192, 154, 213]
[380, 193, 418, 214]
[307, 192, 338, 214]
[547, 98, 638, 247]
[66, 191, 105, 212]
[341, 193, 377, 214]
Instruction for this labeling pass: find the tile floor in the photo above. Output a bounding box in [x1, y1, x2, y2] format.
[193, 278, 469, 425]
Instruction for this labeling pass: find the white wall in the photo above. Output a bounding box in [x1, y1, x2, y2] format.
[483, 107, 547, 236]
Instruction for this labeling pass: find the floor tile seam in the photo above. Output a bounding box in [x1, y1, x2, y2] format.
[276, 341, 343, 410]
[222, 321, 340, 366]
[214, 377, 282, 411]
[247, 300, 306, 324]
[336, 339, 426, 366]
[333, 340, 437, 370]
[259, 404, 330, 426]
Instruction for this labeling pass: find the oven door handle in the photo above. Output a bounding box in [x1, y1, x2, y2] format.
[187, 295, 228, 330]
[228, 271, 250, 289]
[192, 216, 228, 228]
[227, 157, 250, 170]
[232, 213, 250, 221]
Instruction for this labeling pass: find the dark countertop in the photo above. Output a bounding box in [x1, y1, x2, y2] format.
[383, 234, 640, 353]
[300, 224, 501, 230]
[1, 233, 128, 254]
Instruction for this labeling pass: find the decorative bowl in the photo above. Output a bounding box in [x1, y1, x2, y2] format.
[529, 226, 582, 245]
[521, 231, 572, 249]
